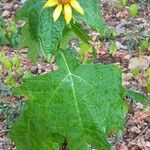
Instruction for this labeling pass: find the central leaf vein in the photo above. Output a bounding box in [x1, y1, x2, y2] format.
[60, 52, 85, 129]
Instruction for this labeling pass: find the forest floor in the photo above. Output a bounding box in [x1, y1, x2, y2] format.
[0, 0, 150, 149]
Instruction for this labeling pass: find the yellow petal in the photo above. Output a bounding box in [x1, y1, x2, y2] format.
[64, 4, 72, 24]
[70, 0, 84, 15]
[43, 0, 58, 8]
[53, 4, 62, 21]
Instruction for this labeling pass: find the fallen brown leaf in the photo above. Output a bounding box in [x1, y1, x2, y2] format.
[118, 143, 128, 150]
[127, 111, 149, 125]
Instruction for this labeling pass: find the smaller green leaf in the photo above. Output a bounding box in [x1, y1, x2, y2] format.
[59, 27, 76, 49]
[16, 0, 66, 62]
[129, 4, 139, 17]
[71, 22, 90, 45]
[124, 89, 150, 105]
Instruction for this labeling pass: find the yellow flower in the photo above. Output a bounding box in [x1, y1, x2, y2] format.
[44, 0, 84, 24]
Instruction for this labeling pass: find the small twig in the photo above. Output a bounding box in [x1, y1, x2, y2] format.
[128, 124, 149, 146]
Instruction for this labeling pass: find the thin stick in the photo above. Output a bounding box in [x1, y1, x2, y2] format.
[128, 124, 149, 146]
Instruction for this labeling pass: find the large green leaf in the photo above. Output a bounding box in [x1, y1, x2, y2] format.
[16, 0, 65, 61]
[9, 49, 126, 150]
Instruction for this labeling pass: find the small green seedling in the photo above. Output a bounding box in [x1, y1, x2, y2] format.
[0, 52, 22, 87]
[129, 3, 139, 17]
[139, 39, 150, 52]
[132, 68, 140, 77]
[12, 55, 20, 69]
[79, 41, 93, 60]
[4, 73, 16, 87]
[109, 42, 117, 56]
[2, 58, 12, 70]
[0, 17, 19, 47]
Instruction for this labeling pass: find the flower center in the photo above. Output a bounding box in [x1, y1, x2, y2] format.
[59, 0, 70, 4]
